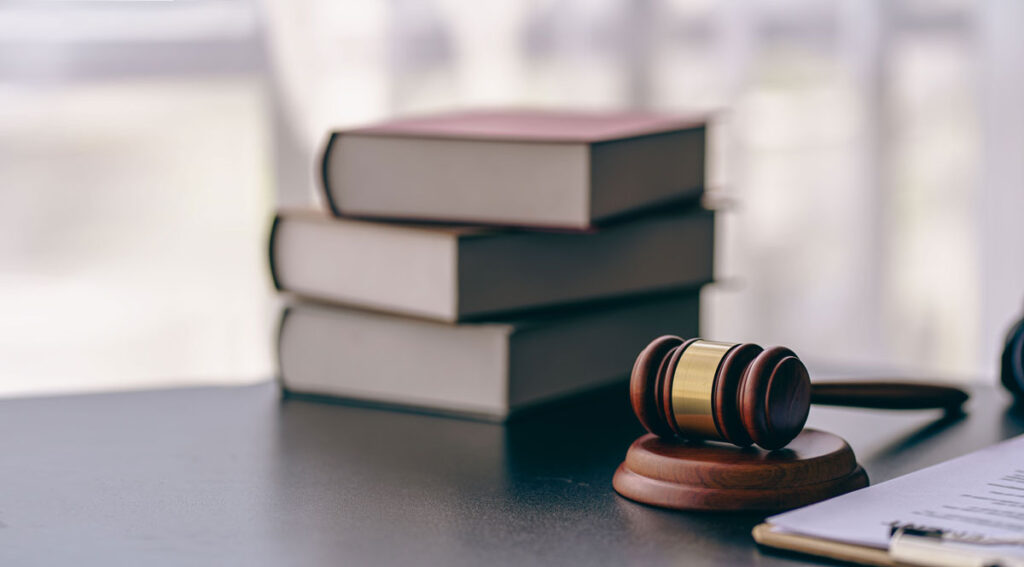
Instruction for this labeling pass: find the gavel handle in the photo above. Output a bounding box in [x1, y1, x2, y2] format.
[810, 382, 969, 411]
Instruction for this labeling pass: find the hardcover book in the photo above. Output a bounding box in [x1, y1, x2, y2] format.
[321, 109, 706, 229]
[270, 207, 714, 322]
[277, 293, 700, 420]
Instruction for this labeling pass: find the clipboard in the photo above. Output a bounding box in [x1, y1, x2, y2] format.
[754, 434, 1024, 567]
[753, 522, 896, 567]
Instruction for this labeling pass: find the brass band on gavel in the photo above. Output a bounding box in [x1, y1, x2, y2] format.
[670, 340, 737, 441]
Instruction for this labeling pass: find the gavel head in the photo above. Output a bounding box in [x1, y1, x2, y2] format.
[630, 336, 812, 450]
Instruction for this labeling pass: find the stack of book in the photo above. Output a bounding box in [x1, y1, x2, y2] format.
[269, 109, 713, 421]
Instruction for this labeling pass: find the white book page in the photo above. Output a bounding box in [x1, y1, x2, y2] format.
[768, 434, 1024, 558]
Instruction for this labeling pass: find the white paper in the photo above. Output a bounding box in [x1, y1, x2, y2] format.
[768, 434, 1024, 558]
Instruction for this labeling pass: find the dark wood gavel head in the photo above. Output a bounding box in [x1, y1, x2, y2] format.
[630, 335, 812, 450]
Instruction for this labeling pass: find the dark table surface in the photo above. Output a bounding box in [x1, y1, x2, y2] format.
[1, 380, 1021, 566]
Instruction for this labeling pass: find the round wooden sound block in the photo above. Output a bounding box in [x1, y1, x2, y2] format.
[613, 429, 868, 512]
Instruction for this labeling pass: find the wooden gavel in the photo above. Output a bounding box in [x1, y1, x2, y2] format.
[631, 336, 969, 450]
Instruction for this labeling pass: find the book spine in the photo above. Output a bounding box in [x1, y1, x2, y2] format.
[319, 132, 344, 218]
[274, 304, 293, 399]
[267, 213, 284, 291]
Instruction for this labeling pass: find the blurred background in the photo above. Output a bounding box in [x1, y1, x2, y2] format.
[1, 0, 1022, 397]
